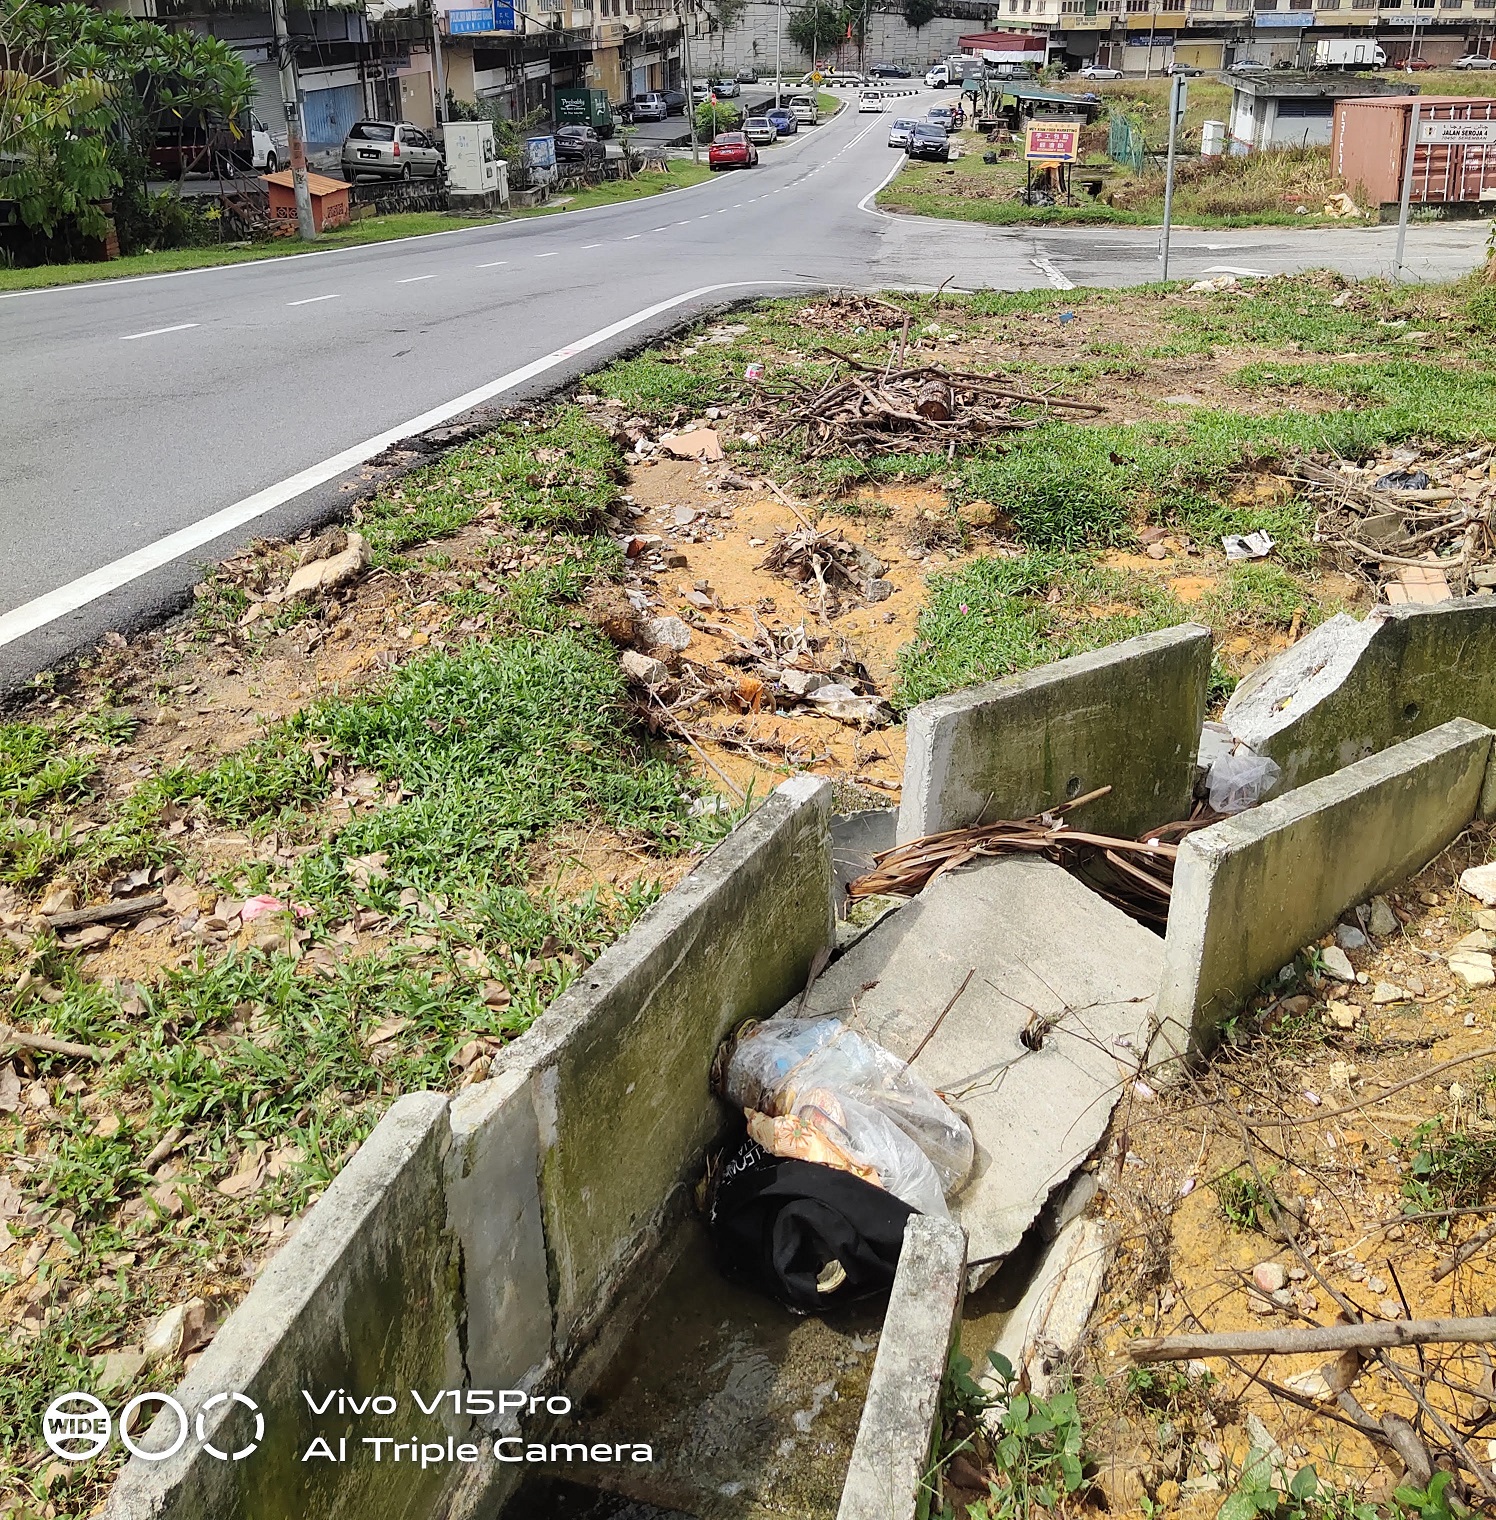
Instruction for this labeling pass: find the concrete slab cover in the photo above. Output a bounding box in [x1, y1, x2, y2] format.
[897, 624, 1211, 845]
[1224, 596, 1496, 792]
[492, 776, 835, 1356]
[107, 1093, 457, 1520]
[1155, 717, 1495, 1055]
[837, 1216, 967, 1520]
[792, 856, 1162, 1271]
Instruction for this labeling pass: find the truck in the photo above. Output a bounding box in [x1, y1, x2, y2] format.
[1311, 40, 1387, 69]
[924, 56, 990, 89]
[554, 87, 615, 138]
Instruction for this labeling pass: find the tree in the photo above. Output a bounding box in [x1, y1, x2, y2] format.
[903, 0, 938, 32]
[785, 0, 845, 62]
[1, 0, 251, 249]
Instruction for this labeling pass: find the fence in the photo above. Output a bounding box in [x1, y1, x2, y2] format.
[1108, 112, 1147, 173]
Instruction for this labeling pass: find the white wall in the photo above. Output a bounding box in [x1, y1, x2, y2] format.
[700, 3, 985, 73]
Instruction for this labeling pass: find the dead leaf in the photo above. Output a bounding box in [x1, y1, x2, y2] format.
[343, 852, 390, 890]
[0, 1064, 20, 1114]
[162, 881, 200, 916]
[367, 1017, 408, 1047]
[216, 1141, 267, 1198]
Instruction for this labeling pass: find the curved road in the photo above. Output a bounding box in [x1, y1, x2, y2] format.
[0, 88, 1487, 689]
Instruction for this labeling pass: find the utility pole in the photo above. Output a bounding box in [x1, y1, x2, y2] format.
[1394, 99, 1421, 281]
[1159, 70, 1185, 281]
[429, 0, 448, 132]
[774, 0, 783, 107]
[680, 0, 700, 163]
[270, 0, 315, 240]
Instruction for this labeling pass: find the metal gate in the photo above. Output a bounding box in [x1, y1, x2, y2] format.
[1108, 112, 1146, 172]
[302, 84, 363, 152]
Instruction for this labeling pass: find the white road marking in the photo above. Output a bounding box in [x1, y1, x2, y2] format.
[119, 323, 199, 341]
[0, 279, 805, 650]
[626, 233, 642, 239]
[1031, 255, 1074, 291]
[1203, 264, 1269, 278]
[477, 260, 508, 268]
[287, 293, 340, 306]
[653, 226, 669, 232]
[582, 243, 603, 249]
[398, 275, 435, 283]
[534, 251, 559, 258]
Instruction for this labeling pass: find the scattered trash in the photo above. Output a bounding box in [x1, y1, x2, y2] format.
[658, 428, 723, 463]
[718, 1016, 975, 1218]
[1374, 469, 1432, 493]
[743, 362, 765, 383]
[1187, 275, 1240, 294]
[1322, 192, 1361, 220]
[1222, 530, 1275, 561]
[1205, 750, 1281, 815]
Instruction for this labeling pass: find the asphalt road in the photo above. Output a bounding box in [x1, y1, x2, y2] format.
[1, 88, 1489, 691]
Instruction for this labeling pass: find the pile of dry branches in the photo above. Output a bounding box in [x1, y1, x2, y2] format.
[1299, 450, 1496, 599]
[753, 346, 1103, 459]
[758, 524, 887, 610]
[848, 789, 1212, 928]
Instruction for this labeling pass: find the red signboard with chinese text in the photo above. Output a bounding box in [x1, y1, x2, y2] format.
[1023, 121, 1081, 163]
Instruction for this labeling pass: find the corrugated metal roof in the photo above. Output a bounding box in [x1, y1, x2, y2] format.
[1000, 84, 1090, 105]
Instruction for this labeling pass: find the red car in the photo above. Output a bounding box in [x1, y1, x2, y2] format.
[708, 131, 759, 170]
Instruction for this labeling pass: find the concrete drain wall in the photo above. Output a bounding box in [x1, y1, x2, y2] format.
[104, 600, 1496, 1520]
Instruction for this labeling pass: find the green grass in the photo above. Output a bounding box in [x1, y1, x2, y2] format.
[523, 158, 714, 215]
[0, 210, 500, 292]
[893, 553, 1186, 711]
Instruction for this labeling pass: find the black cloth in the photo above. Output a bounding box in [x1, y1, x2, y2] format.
[707, 1137, 914, 1314]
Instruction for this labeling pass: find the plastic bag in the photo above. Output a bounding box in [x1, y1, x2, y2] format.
[722, 1017, 974, 1217]
[1207, 749, 1282, 814]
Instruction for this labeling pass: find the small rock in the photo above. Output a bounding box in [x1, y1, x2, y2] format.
[275, 532, 369, 603]
[658, 427, 723, 462]
[781, 668, 833, 697]
[620, 650, 670, 687]
[1336, 925, 1368, 952]
[672, 504, 698, 527]
[1477, 909, 1496, 933]
[1369, 897, 1399, 936]
[1379, 1298, 1403, 1320]
[1145, 543, 1169, 560]
[1320, 945, 1355, 981]
[1405, 974, 1426, 996]
[1386, 1224, 1405, 1241]
[865, 579, 894, 602]
[645, 616, 692, 652]
[958, 501, 997, 528]
[1328, 1059, 1357, 1090]
[1271, 1287, 1295, 1309]
[93, 1114, 122, 1139]
[1371, 981, 1408, 1005]
[1249, 1294, 1277, 1316]
[1156, 1479, 1181, 1508]
[663, 551, 689, 569]
[38, 886, 77, 917]
[77, 924, 115, 950]
[1252, 1261, 1287, 1294]
[1449, 949, 1496, 988]
[1366, 1275, 1387, 1294]
[1324, 1001, 1359, 1031]
[94, 1347, 147, 1393]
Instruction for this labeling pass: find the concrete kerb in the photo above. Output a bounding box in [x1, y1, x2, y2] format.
[105, 1092, 458, 1520]
[837, 1216, 968, 1520]
[487, 773, 836, 1361]
[1152, 716, 1495, 1061]
[896, 624, 1211, 845]
[1223, 596, 1496, 795]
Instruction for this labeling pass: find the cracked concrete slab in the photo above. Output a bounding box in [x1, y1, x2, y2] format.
[785, 856, 1162, 1275]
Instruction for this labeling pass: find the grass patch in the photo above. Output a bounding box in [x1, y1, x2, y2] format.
[893, 553, 1186, 711]
[1213, 1167, 1282, 1234]
[0, 211, 502, 292]
[524, 159, 714, 215]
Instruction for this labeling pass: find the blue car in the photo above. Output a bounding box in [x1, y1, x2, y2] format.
[764, 106, 798, 135]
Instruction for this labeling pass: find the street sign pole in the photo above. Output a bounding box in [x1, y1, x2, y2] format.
[1394, 100, 1422, 282]
[680, 0, 700, 164]
[270, 0, 316, 241]
[429, 0, 448, 130]
[1159, 72, 1186, 281]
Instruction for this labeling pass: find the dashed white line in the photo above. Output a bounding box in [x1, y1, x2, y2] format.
[1031, 255, 1074, 291]
[582, 243, 603, 249]
[287, 293, 339, 306]
[653, 226, 669, 232]
[398, 275, 435, 283]
[477, 260, 508, 268]
[534, 251, 559, 258]
[119, 323, 199, 341]
[626, 233, 643, 240]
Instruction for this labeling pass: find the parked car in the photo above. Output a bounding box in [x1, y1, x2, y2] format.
[788, 94, 819, 124]
[1401, 56, 1436, 70]
[1228, 59, 1270, 72]
[630, 92, 669, 121]
[662, 88, 689, 113]
[906, 122, 950, 162]
[1453, 53, 1496, 68]
[868, 62, 912, 78]
[743, 116, 779, 145]
[341, 120, 443, 181]
[711, 77, 741, 97]
[1080, 64, 1123, 80]
[1166, 62, 1202, 76]
[708, 131, 759, 169]
[736, 66, 760, 83]
[554, 124, 605, 166]
[764, 106, 798, 135]
[887, 117, 918, 148]
[926, 103, 957, 130]
[859, 91, 885, 113]
[691, 77, 712, 94]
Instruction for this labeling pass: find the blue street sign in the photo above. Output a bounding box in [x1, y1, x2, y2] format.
[449, 4, 513, 32]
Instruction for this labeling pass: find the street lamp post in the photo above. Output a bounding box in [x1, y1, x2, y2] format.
[270, 0, 316, 241]
[775, 0, 783, 107]
[680, 0, 700, 163]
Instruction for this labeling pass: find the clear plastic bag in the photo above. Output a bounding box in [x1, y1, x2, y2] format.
[1207, 749, 1282, 814]
[723, 1017, 974, 1216]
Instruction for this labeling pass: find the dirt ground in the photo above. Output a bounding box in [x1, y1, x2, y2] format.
[1085, 832, 1496, 1514]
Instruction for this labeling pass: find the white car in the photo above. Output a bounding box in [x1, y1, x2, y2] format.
[888, 117, 918, 147]
[1080, 65, 1123, 80]
[1452, 53, 1496, 69]
[859, 91, 885, 112]
[788, 95, 819, 124]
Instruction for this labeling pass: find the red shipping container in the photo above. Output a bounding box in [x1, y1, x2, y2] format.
[1333, 95, 1496, 209]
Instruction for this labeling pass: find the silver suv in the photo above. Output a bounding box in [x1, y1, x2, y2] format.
[341, 120, 444, 181]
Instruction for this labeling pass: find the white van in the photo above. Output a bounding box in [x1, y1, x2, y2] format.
[788, 94, 819, 124]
